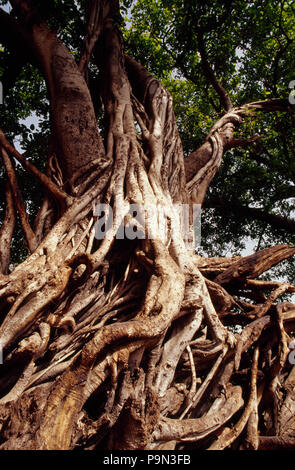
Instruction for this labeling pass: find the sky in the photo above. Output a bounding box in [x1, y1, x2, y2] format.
[0, 0, 294, 276]
[0, 1, 268, 258]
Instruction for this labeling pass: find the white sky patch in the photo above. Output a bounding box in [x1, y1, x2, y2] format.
[0, 2, 11, 13]
[13, 112, 41, 153]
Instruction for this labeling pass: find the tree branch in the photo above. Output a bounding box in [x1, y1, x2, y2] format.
[8, 0, 106, 179]
[185, 98, 291, 202]
[214, 245, 295, 286]
[0, 146, 37, 252]
[78, 0, 111, 82]
[205, 194, 295, 234]
[0, 130, 71, 209]
[197, 28, 233, 112]
[0, 182, 16, 274]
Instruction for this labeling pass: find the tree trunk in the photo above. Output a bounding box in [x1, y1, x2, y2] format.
[0, 0, 295, 451]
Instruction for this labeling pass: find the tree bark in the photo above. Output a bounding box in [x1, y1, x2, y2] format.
[0, 0, 294, 451]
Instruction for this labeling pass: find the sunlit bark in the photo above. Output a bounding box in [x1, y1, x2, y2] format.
[0, 0, 294, 451]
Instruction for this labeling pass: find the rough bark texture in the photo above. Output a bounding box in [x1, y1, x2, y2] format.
[0, 0, 295, 451]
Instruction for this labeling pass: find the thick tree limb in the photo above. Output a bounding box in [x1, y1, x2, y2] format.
[214, 245, 295, 286]
[209, 346, 259, 450]
[0, 147, 37, 252]
[185, 98, 291, 202]
[8, 0, 106, 178]
[197, 28, 233, 112]
[205, 194, 295, 234]
[0, 131, 71, 208]
[125, 54, 188, 203]
[78, 0, 112, 81]
[0, 182, 16, 274]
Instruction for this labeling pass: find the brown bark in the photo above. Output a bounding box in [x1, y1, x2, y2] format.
[0, 182, 16, 274]
[213, 245, 295, 285]
[0, 146, 37, 252]
[184, 99, 289, 202]
[0, 0, 294, 451]
[10, 0, 106, 178]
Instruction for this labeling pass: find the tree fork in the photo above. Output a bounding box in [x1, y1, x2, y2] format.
[0, 0, 295, 451]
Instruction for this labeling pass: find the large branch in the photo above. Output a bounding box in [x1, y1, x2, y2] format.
[0, 130, 71, 208]
[0, 147, 37, 252]
[185, 98, 291, 203]
[197, 28, 233, 112]
[8, 0, 105, 179]
[125, 55, 188, 203]
[0, 182, 16, 274]
[185, 109, 242, 203]
[78, 0, 112, 82]
[214, 244, 295, 286]
[205, 194, 295, 234]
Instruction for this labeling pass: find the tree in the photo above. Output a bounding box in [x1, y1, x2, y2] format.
[125, 0, 295, 270]
[0, 0, 295, 450]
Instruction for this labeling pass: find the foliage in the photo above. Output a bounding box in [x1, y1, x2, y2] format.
[123, 0, 295, 284]
[1, 0, 295, 451]
[1, 0, 294, 282]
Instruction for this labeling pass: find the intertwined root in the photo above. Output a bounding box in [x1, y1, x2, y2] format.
[0, 199, 295, 450]
[0, 0, 295, 451]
